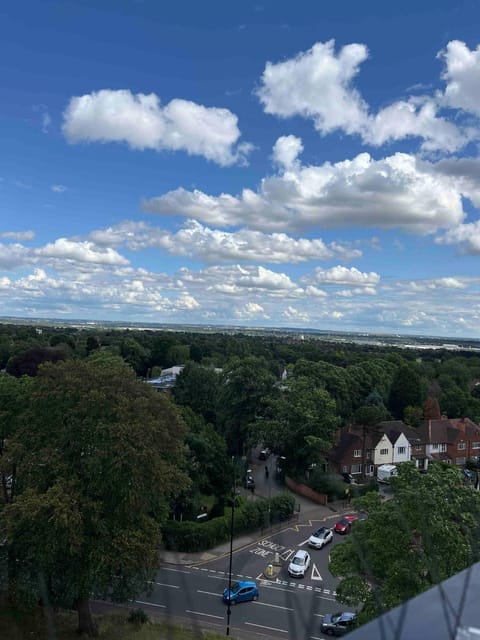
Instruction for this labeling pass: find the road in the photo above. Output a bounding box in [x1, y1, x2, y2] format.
[130, 511, 355, 639]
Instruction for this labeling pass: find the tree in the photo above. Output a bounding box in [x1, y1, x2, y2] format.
[257, 375, 340, 476]
[5, 346, 69, 377]
[0, 359, 189, 635]
[354, 405, 386, 479]
[388, 364, 423, 419]
[217, 356, 276, 455]
[330, 462, 480, 625]
[173, 362, 221, 425]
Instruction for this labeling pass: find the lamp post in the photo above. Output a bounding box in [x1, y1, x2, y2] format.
[226, 457, 236, 637]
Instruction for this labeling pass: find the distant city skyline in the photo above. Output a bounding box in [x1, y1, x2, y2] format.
[3, 2, 480, 338]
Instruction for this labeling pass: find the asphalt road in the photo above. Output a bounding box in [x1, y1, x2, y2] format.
[131, 511, 354, 639]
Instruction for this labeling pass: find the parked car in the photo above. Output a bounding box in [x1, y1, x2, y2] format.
[334, 514, 358, 534]
[308, 527, 333, 549]
[321, 611, 356, 636]
[223, 580, 259, 605]
[244, 475, 255, 489]
[288, 549, 311, 577]
[259, 448, 271, 460]
[341, 472, 358, 484]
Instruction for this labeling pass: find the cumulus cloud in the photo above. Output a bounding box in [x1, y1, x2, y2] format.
[309, 265, 380, 287]
[88, 219, 360, 264]
[234, 301, 267, 320]
[62, 89, 251, 166]
[257, 40, 369, 136]
[35, 239, 129, 266]
[436, 222, 480, 255]
[272, 135, 304, 169]
[143, 144, 464, 234]
[439, 40, 480, 115]
[256, 39, 472, 152]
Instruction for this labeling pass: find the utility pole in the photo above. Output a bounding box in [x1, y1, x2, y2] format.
[226, 456, 236, 636]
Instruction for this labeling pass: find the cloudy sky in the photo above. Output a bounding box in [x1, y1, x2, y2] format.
[3, 1, 480, 337]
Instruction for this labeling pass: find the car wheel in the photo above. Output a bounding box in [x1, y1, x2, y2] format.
[231, 599, 236, 606]
[253, 594, 259, 601]
[325, 630, 334, 636]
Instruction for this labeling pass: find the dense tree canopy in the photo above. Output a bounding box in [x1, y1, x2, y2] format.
[330, 462, 480, 625]
[0, 359, 189, 635]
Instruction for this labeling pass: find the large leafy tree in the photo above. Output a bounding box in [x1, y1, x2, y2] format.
[217, 356, 276, 455]
[0, 359, 188, 636]
[173, 362, 221, 425]
[330, 462, 480, 625]
[388, 364, 423, 419]
[257, 375, 340, 475]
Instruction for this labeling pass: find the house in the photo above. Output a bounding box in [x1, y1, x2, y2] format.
[327, 418, 480, 478]
[145, 365, 185, 391]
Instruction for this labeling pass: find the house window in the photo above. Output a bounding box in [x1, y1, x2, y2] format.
[456, 457, 466, 465]
[351, 464, 362, 474]
[440, 444, 447, 452]
[353, 449, 362, 458]
[458, 442, 466, 451]
[415, 444, 422, 451]
[342, 465, 349, 473]
[366, 449, 372, 460]
[472, 442, 480, 450]
[380, 448, 389, 456]
[432, 443, 439, 450]
[397, 446, 406, 455]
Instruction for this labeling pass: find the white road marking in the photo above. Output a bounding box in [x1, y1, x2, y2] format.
[149, 581, 180, 589]
[299, 538, 310, 546]
[197, 590, 220, 597]
[316, 594, 337, 602]
[314, 614, 325, 618]
[254, 601, 294, 611]
[207, 574, 229, 580]
[186, 610, 223, 620]
[134, 600, 166, 608]
[311, 563, 323, 581]
[279, 548, 294, 561]
[246, 622, 288, 633]
[162, 567, 191, 574]
[261, 584, 296, 594]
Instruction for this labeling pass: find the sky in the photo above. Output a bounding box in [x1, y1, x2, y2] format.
[4, 1, 480, 338]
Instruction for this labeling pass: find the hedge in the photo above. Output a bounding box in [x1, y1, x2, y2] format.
[162, 493, 295, 552]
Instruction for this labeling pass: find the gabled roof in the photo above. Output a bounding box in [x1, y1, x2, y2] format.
[417, 418, 480, 444]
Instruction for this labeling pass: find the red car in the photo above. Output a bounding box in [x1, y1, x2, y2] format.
[334, 513, 359, 534]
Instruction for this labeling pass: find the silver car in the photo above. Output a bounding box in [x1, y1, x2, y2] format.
[308, 526, 333, 549]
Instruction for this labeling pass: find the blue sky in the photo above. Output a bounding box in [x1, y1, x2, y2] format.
[3, 1, 480, 337]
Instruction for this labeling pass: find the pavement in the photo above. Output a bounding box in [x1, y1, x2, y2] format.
[160, 457, 351, 565]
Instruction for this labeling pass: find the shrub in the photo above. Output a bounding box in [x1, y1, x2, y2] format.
[162, 492, 295, 552]
[128, 608, 149, 625]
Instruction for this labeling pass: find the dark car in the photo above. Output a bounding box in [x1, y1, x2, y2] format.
[321, 611, 356, 636]
[259, 448, 271, 460]
[342, 472, 357, 484]
[223, 580, 259, 605]
[245, 475, 255, 489]
[334, 513, 358, 534]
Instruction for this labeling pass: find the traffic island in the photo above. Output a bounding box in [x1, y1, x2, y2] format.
[263, 562, 282, 579]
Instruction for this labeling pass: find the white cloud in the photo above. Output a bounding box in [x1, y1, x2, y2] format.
[256, 39, 472, 152]
[272, 135, 304, 169]
[88, 219, 360, 264]
[51, 185, 67, 193]
[257, 40, 369, 136]
[282, 305, 310, 323]
[144, 144, 464, 234]
[439, 40, 480, 115]
[0, 231, 35, 241]
[34, 239, 129, 266]
[309, 265, 380, 286]
[62, 89, 251, 166]
[234, 302, 267, 320]
[436, 222, 480, 255]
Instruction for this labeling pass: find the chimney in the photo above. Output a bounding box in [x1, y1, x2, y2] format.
[458, 417, 466, 433]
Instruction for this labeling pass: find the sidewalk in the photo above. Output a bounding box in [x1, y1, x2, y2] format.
[159, 471, 351, 566]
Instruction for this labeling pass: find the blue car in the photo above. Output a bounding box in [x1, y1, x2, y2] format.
[223, 580, 259, 605]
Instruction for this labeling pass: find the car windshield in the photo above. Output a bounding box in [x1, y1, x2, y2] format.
[292, 556, 305, 566]
[313, 528, 326, 537]
[331, 612, 343, 623]
[231, 582, 240, 592]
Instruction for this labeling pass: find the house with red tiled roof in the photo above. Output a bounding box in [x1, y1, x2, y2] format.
[414, 417, 480, 471]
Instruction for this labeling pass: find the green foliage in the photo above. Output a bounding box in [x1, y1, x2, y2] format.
[1, 359, 189, 632]
[329, 462, 480, 625]
[163, 493, 295, 552]
[127, 608, 150, 625]
[389, 364, 423, 419]
[173, 363, 221, 424]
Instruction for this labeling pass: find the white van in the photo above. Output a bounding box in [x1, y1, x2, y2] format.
[377, 464, 398, 483]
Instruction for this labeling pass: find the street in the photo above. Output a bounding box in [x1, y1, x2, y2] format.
[132, 511, 354, 639]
